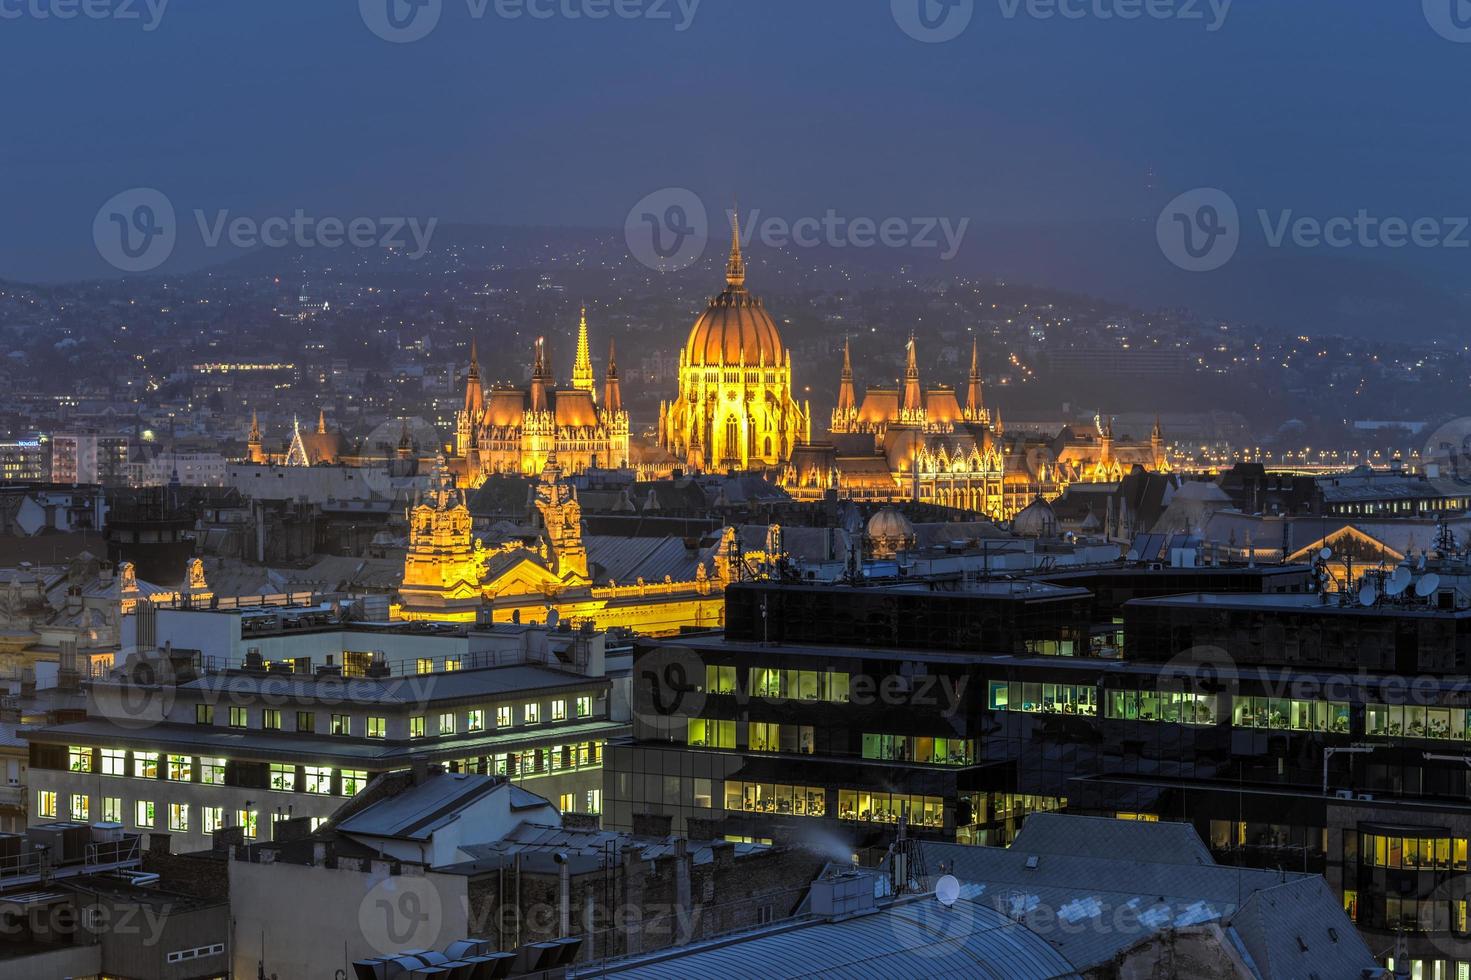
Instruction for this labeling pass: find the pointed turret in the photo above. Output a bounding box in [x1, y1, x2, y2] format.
[316, 408, 327, 435]
[286, 415, 310, 467]
[397, 419, 414, 460]
[725, 207, 746, 288]
[571, 306, 595, 395]
[530, 337, 551, 413]
[247, 410, 264, 464]
[463, 336, 484, 420]
[965, 339, 985, 418]
[836, 338, 856, 415]
[901, 335, 922, 415]
[603, 338, 623, 415]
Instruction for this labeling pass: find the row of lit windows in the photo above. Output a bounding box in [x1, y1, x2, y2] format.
[1361, 833, 1470, 871]
[67, 748, 366, 796]
[686, 719, 817, 754]
[195, 695, 596, 737]
[687, 777, 950, 826]
[1104, 691, 1219, 726]
[708, 666, 850, 702]
[449, 741, 604, 779]
[409, 696, 593, 738]
[1232, 697, 1350, 733]
[724, 781, 827, 818]
[34, 791, 310, 839]
[987, 682, 1097, 716]
[1367, 704, 1471, 741]
[73, 748, 227, 784]
[555, 790, 604, 815]
[836, 790, 944, 828]
[860, 734, 974, 767]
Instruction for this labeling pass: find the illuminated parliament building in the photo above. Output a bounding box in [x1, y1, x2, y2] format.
[452, 309, 630, 484]
[784, 337, 1171, 520]
[657, 219, 811, 472]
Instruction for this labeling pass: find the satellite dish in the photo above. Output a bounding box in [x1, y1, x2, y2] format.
[1319, 547, 1333, 561]
[1416, 574, 1442, 598]
[935, 874, 961, 908]
[1358, 583, 1378, 608]
[1386, 576, 1409, 598]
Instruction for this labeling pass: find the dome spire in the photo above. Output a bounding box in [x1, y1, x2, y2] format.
[725, 204, 746, 288]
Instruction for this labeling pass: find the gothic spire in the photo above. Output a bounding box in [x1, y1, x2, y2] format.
[603, 338, 623, 414]
[725, 206, 746, 288]
[965, 338, 985, 417]
[835, 337, 856, 415]
[902, 335, 922, 414]
[572, 305, 595, 394]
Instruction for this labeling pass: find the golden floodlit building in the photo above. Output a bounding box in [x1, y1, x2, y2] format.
[395, 454, 728, 633]
[659, 219, 810, 472]
[454, 310, 630, 483]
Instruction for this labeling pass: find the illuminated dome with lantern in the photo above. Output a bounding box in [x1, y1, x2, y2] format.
[659, 215, 810, 472]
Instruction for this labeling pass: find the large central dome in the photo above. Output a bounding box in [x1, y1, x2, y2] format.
[683, 219, 784, 367]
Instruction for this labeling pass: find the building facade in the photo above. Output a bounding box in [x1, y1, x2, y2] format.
[658, 224, 810, 473]
[453, 310, 630, 481]
[785, 337, 1171, 520]
[28, 620, 623, 854]
[608, 569, 1471, 978]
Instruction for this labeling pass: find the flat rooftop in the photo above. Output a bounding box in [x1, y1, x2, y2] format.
[1132, 591, 1470, 618]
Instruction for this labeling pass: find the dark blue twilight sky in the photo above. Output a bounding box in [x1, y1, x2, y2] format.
[2, 0, 1470, 335]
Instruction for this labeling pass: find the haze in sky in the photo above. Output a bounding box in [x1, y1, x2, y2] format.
[3, 0, 1469, 336]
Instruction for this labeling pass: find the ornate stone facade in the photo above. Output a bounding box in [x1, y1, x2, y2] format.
[455, 310, 630, 482]
[659, 221, 809, 472]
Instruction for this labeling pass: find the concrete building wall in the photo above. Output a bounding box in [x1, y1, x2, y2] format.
[229, 859, 470, 979]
